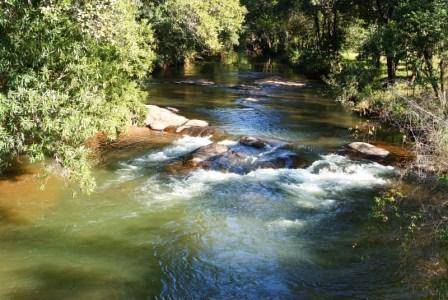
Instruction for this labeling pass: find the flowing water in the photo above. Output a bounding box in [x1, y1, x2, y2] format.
[0, 59, 418, 299]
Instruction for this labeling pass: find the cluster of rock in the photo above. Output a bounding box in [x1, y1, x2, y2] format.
[166, 136, 303, 174]
[144, 105, 305, 173]
[174, 76, 307, 99]
[175, 76, 307, 89]
[144, 105, 396, 172]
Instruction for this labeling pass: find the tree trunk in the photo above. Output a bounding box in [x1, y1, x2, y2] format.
[440, 57, 446, 97]
[314, 11, 321, 46]
[331, 1, 339, 54]
[386, 55, 396, 82]
[423, 50, 439, 97]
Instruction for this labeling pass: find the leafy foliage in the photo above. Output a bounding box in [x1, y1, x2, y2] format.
[0, 0, 155, 191]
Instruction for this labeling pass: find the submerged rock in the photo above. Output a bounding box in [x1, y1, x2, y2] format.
[175, 126, 217, 137]
[145, 105, 188, 131]
[348, 142, 390, 158]
[175, 79, 215, 86]
[227, 84, 261, 91]
[185, 143, 230, 168]
[226, 84, 265, 96]
[254, 76, 306, 88]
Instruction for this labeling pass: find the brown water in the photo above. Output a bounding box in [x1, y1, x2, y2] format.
[0, 58, 420, 299]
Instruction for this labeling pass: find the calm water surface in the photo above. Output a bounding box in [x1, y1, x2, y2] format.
[0, 59, 417, 299]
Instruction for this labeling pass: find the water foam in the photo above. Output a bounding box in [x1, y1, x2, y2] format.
[136, 135, 212, 163]
[138, 154, 395, 208]
[139, 170, 241, 204]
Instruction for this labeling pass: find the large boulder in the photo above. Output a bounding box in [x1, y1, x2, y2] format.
[145, 105, 188, 131]
[348, 142, 390, 158]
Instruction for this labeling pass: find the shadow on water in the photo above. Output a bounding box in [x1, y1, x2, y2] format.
[9, 265, 129, 300]
[0, 224, 164, 299]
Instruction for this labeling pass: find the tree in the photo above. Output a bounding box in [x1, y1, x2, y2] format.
[143, 0, 246, 66]
[396, 0, 448, 97]
[354, 0, 401, 81]
[240, 0, 293, 54]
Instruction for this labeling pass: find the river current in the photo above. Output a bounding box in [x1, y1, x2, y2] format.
[0, 59, 416, 299]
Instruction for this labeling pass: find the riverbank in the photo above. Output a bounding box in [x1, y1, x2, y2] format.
[323, 74, 448, 296]
[327, 80, 447, 173]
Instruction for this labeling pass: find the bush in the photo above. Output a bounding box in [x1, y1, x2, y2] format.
[290, 49, 336, 79]
[325, 59, 380, 109]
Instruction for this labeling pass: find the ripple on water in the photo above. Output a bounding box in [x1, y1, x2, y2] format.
[99, 141, 398, 298]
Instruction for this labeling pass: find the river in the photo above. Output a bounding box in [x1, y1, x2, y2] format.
[0, 58, 420, 299]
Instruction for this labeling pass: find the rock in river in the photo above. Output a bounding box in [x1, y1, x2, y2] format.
[176, 119, 209, 133]
[235, 97, 259, 103]
[145, 105, 212, 137]
[145, 105, 188, 131]
[175, 79, 215, 86]
[254, 76, 306, 88]
[172, 126, 217, 137]
[167, 136, 302, 174]
[348, 142, 390, 158]
[239, 136, 269, 149]
[185, 143, 230, 168]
